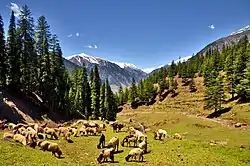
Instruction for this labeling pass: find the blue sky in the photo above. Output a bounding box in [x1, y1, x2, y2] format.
[0, 0, 250, 71]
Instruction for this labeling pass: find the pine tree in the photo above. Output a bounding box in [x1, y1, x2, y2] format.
[69, 68, 79, 116]
[236, 45, 250, 100]
[76, 67, 85, 116]
[99, 82, 106, 120]
[85, 81, 92, 119]
[105, 79, 117, 121]
[169, 60, 177, 77]
[77, 65, 91, 119]
[204, 72, 225, 112]
[0, 14, 7, 86]
[169, 77, 178, 90]
[49, 35, 68, 112]
[35, 15, 51, 96]
[91, 65, 101, 119]
[234, 36, 249, 99]
[118, 85, 124, 105]
[7, 11, 20, 87]
[158, 78, 169, 94]
[224, 46, 236, 98]
[123, 87, 129, 103]
[189, 78, 197, 92]
[129, 78, 137, 103]
[18, 5, 37, 92]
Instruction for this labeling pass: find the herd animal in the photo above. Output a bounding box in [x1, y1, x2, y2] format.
[1, 120, 184, 164]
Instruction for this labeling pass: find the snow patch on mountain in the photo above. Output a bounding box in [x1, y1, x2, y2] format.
[230, 25, 250, 36]
[142, 65, 164, 74]
[66, 53, 100, 64]
[111, 61, 137, 69]
[173, 56, 192, 64]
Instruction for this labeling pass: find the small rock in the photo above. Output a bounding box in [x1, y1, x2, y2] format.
[181, 158, 184, 161]
[177, 154, 181, 157]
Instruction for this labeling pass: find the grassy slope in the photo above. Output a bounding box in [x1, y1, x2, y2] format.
[1, 77, 250, 165]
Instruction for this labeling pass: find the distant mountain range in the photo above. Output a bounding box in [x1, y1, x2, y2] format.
[63, 25, 250, 90]
[63, 53, 147, 91]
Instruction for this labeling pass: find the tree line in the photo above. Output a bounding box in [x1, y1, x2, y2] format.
[117, 35, 250, 113]
[0, 5, 117, 120]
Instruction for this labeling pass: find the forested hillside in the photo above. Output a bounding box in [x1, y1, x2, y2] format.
[118, 35, 250, 115]
[0, 6, 117, 122]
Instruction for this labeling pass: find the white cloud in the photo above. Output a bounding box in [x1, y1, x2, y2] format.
[208, 24, 215, 29]
[84, 44, 98, 49]
[8, 3, 21, 18]
[68, 34, 73, 38]
[76, 32, 80, 37]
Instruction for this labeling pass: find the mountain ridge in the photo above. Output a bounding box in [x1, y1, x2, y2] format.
[65, 53, 147, 91]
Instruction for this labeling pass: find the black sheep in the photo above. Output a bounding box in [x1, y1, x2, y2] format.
[97, 133, 105, 149]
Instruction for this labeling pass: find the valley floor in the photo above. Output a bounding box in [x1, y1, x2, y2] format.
[1, 109, 250, 166]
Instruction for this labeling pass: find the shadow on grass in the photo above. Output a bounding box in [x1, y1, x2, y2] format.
[57, 156, 65, 159]
[67, 139, 74, 143]
[224, 96, 239, 103]
[237, 97, 250, 104]
[144, 150, 152, 154]
[102, 161, 119, 164]
[114, 150, 124, 154]
[206, 107, 232, 119]
[126, 160, 147, 163]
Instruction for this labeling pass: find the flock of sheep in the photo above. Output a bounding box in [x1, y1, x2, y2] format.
[1, 120, 184, 164]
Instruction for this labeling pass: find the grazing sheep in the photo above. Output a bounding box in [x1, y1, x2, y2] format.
[138, 137, 147, 153]
[107, 136, 119, 152]
[13, 134, 27, 145]
[86, 127, 97, 136]
[68, 127, 78, 137]
[97, 148, 115, 164]
[121, 135, 137, 147]
[13, 123, 28, 130]
[34, 124, 44, 134]
[44, 127, 58, 140]
[25, 130, 37, 144]
[172, 133, 183, 140]
[63, 131, 71, 141]
[111, 123, 124, 132]
[125, 148, 144, 162]
[153, 129, 167, 140]
[130, 129, 147, 145]
[17, 127, 27, 135]
[134, 123, 145, 133]
[3, 132, 14, 141]
[27, 127, 36, 133]
[48, 142, 63, 158]
[99, 124, 106, 130]
[97, 133, 105, 149]
[75, 120, 87, 126]
[7, 123, 16, 130]
[37, 133, 46, 139]
[57, 127, 68, 136]
[79, 127, 87, 136]
[37, 140, 50, 150]
[89, 122, 99, 128]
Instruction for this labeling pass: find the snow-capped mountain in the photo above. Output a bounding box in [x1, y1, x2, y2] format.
[230, 25, 250, 36]
[65, 53, 147, 91]
[198, 25, 250, 56]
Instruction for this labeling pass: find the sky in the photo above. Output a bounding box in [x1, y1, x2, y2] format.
[0, 0, 250, 72]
